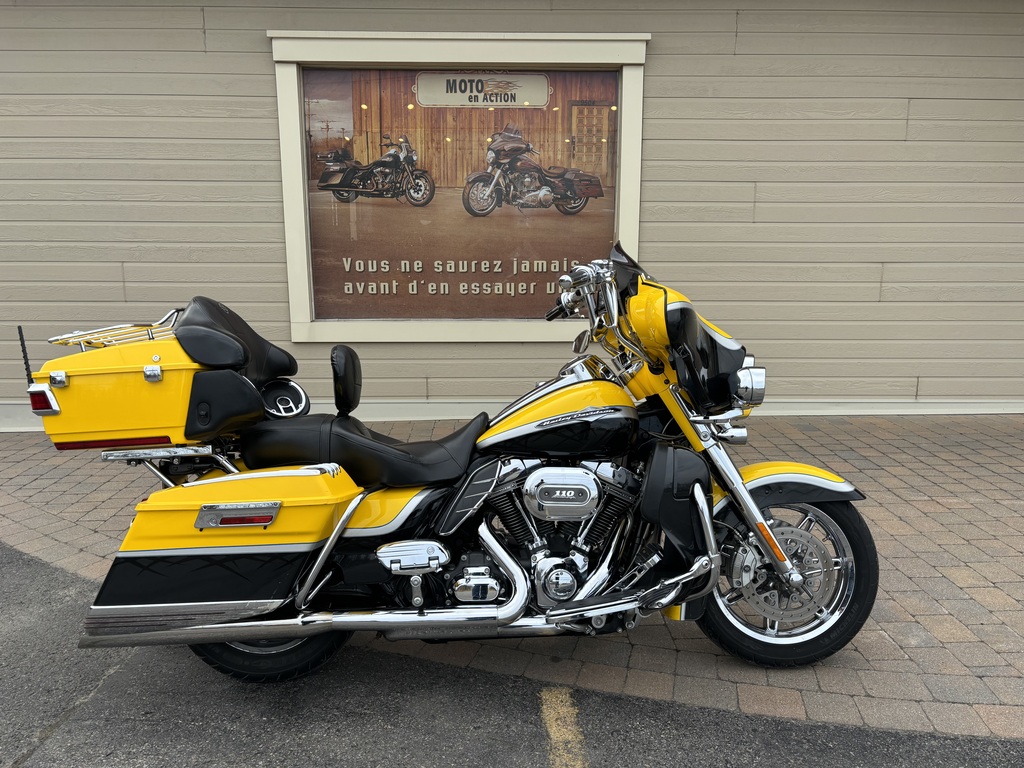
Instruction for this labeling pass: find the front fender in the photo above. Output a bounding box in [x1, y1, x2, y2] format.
[712, 461, 864, 512]
[465, 170, 495, 185]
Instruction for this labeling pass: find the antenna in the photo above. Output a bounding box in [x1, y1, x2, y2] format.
[17, 326, 33, 386]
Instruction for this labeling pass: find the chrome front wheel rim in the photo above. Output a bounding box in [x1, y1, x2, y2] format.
[713, 503, 857, 645]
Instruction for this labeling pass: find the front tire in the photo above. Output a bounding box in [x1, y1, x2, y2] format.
[405, 170, 435, 206]
[462, 179, 498, 216]
[698, 500, 877, 667]
[190, 632, 352, 682]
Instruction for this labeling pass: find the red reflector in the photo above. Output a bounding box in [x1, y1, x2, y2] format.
[29, 391, 52, 412]
[218, 515, 275, 526]
[55, 436, 172, 451]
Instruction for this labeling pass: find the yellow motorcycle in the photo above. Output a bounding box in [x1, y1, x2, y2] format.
[26, 244, 877, 681]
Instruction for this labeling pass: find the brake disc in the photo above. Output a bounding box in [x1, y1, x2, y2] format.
[727, 526, 837, 624]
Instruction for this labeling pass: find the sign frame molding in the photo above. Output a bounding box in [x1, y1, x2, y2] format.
[269, 30, 650, 343]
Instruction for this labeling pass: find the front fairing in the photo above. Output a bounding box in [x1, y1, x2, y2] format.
[620, 268, 746, 415]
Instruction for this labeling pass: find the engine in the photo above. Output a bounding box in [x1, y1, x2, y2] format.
[511, 172, 553, 208]
[450, 460, 641, 608]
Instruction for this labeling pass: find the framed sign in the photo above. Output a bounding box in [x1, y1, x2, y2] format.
[270, 32, 649, 342]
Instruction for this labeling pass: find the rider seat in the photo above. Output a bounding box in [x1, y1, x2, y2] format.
[240, 345, 489, 488]
[545, 166, 569, 178]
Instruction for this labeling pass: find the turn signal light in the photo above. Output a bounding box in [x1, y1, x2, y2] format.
[29, 390, 54, 412]
[218, 515, 275, 526]
[27, 383, 60, 416]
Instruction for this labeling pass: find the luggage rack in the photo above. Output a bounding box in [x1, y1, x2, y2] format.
[48, 308, 182, 351]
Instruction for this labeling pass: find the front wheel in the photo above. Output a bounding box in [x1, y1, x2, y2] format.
[404, 170, 435, 206]
[462, 178, 498, 216]
[555, 197, 588, 215]
[697, 500, 877, 667]
[190, 631, 352, 682]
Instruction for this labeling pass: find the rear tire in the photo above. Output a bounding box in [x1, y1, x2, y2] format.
[698, 500, 877, 667]
[332, 189, 358, 203]
[190, 632, 351, 682]
[555, 197, 588, 215]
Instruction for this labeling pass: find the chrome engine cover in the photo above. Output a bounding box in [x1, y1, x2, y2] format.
[521, 467, 602, 521]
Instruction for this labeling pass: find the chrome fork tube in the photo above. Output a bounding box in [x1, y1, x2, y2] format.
[485, 167, 501, 197]
[703, 442, 804, 588]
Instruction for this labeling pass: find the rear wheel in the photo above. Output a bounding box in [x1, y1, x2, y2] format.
[698, 500, 877, 667]
[190, 632, 352, 682]
[555, 197, 588, 215]
[332, 189, 358, 203]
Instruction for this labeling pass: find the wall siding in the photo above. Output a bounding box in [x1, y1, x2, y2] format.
[1, 0, 1022, 419]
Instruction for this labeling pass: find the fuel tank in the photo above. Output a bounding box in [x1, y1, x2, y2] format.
[477, 356, 637, 459]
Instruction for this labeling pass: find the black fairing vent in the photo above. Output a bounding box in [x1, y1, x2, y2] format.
[639, 444, 712, 560]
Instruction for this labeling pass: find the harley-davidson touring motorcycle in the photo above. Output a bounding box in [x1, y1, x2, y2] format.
[463, 123, 605, 216]
[316, 133, 435, 206]
[26, 244, 877, 682]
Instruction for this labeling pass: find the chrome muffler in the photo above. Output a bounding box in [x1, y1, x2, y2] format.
[80, 522, 531, 648]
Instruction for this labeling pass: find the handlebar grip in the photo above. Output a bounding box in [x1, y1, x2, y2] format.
[545, 303, 570, 322]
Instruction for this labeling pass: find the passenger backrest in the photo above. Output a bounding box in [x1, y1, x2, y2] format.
[331, 344, 362, 415]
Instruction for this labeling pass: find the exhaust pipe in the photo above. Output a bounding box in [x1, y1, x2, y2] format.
[80, 522, 530, 649]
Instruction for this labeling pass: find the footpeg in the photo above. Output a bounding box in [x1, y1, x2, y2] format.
[376, 540, 450, 575]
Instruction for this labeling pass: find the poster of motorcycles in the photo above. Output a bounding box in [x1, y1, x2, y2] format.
[302, 69, 618, 320]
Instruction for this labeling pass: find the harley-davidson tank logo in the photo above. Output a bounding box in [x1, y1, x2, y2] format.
[537, 408, 618, 429]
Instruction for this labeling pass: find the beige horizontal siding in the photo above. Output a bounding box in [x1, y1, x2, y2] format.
[1, 0, 1021, 416]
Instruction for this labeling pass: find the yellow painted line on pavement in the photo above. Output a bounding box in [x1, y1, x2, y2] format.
[539, 687, 589, 768]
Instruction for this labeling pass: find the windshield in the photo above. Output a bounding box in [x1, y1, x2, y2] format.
[608, 243, 650, 298]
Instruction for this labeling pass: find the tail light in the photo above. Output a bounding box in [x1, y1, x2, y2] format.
[27, 383, 60, 416]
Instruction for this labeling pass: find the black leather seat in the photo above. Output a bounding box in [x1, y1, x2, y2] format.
[240, 345, 490, 488]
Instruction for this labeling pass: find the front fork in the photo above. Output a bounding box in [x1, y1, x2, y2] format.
[484, 166, 502, 198]
[672, 393, 808, 592]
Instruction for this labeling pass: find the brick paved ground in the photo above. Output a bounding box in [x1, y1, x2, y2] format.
[1, 415, 1022, 738]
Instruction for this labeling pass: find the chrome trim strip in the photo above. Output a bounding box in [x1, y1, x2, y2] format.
[87, 600, 284, 618]
[183, 463, 341, 487]
[478, 405, 638, 451]
[711, 473, 860, 514]
[115, 541, 325, 558]
[342, 488, 432, 538]
[84, 599, 285, 636]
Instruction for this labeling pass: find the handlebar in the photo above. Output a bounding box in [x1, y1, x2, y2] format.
[544, 303, 570, 322]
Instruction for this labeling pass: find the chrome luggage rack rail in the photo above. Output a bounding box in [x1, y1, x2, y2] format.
[48, 308, 182, 351]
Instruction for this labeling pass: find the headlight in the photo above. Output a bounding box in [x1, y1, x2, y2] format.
[735, 360, 766, 408]
[410, 151, 417, 163]
[486, 149, 496, 165]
